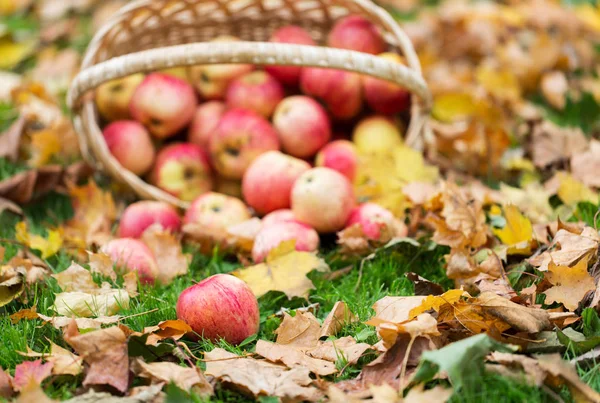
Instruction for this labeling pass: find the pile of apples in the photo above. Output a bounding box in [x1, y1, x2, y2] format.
[97, 15, 410, 265]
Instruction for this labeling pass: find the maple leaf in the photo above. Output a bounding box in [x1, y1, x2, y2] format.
[51, 262, 97, 293]
[409, 289, 466, 319]
[233, 241, 329, 298]
[141, 226, 190, 285]
[19, 341, 82, 376]
[12, 359, 53, 391]
[141, 319, 193, 345]
[543, 256, 596, 311]
[204, 348, 323, 401]
[132, 359, 213, 396]
[529, 227, 599, 271]
[492, 205, 535, 255]
[15, 221, 63, 259]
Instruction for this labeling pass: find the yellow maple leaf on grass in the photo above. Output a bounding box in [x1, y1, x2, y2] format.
[492, 205, 535, 255]
[543, 256, 596, 311]
[15, 221, 63, 259]
[233, 240, 329, 298]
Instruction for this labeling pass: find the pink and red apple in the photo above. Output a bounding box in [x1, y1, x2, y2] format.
[346, 202, 407, 240]
[363, 53, 410, 115]
[273, 96, 331, 158]
[262, 209, 298, 227]
[188, 101, 226, 149]
[315, 140, 358, 182]
[291, 167, 355, 233]
[226, 71, 284, 118]
[118, 201, 181, 238]
[101, 238, 159, 284]
[242, 151, 310, 215]
[210, 108, 280, 179]
[177, 274, 259, 344]
[252, 221, 319, 262]
[328, 15, 386, 55]
[150, 143, 213, 202]
[95, 73, 144, 121]
[184, 192, 251, 232]
[353, 115, 403, 154]
[265, 25, 316, 86]
[130, 73, 197, 139]
[102, 120, 155, 175]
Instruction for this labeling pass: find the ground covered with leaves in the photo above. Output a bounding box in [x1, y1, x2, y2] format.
[1, 0, 600, 402]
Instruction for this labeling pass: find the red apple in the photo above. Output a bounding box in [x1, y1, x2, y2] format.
[188, 101, 226, 149]
[315, 140, 358, 182]
[188, 36, 254, 100]
[300, 67, 362, 120]
[265, 25, 316, 86]
[262, 209, 298, 227]
[102, 120, 155, 175]
[346, 202, 404, 240]
[226, 71, 284, 118]
[291, 167, 355, 233]
[101, 238, 159, 284]
[242, 151, 310, 215]
[177, 274, 259, 344]
[118, 201, 181, 238]
[95, 74, 144, 121]
[210, 108, 280, 179]
[130, 73, 197, 139]
[353, 115, 403, 154]
[328, 15, 386, 55]
[150, 143, 213, 202]
[252, 221, 319, 262]
[363, 53, 410, 115]
[184, 192, 251, 231]
[272, 96, 331, 158]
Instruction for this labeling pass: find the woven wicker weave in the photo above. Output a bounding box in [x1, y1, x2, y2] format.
[67, 0, 431, 209]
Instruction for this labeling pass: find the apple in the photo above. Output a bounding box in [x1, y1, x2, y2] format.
[188, 36, 254, 100]
[130, 73, 197, 139]
[291, 167, 355, 233]
[95, 73, 144, 121]
[328, 15, 386, 55]
[242, 151, 310, 215]
[102, 120, 155, 175]
[252, 221, 319, 262]
[101, 238, 159, 284]
[215, 176, 243, 199]
[262, 209, 298, 227]
[352, 115, 403, 154]
[265, 25, 316, 86]
[300, 67, 362, 120]
[150, 143, 213, 202]
[184, 192, 251, 232]
[315, 140, 358, 182]
[188, 101, 226, 149]
[363, 53, 410, 115]
[118, 201, 181, 238]
[346, 202, 407, 240]
[210, 108, 280, 179]
[272, 96, 331, 158]
[226, 71, 284, 118]
[177, 274, 259, 344]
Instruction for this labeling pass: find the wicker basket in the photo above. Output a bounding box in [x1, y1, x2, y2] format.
[67, 0, 432, 209]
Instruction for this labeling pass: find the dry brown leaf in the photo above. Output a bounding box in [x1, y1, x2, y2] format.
[404, 384, 453, 403]
[255, 340, 338, 376]
[320, 301, 357, 339]
[571, 140, 600, 188]
[275, 311, 322, 348]
[531, 122, 588, 168]
[52, 287, 129, 317]
[133, 359, 213, 396]
[488, 352, 547, 386]
[543, 256, 596, 311]
[529, 227, 599, 271]
[406, 273, 444, 296]
[306, 336, 371, 365]
[19, 341, 83, 377]
[141, 226, 190, 285]
[541, 71, 568, 110]
[537, 354, 600, 403]
[0, 367, 12, 399]
[337, 222, 400, 256]
[370, 296, 427, 325]
[87, 251, 116, 281]
[123, 271, 139, 298]
[0, 265, 26, 308]
[52, 262, 98, 292]
[204, 348, 322, 401]
[143, 320, 193, 345]
[473, 292, 550, 333]
[65, 325, 129, 393]
[0, 115, 24, 162]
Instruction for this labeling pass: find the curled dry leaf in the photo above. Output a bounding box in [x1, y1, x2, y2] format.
[0, 265, 26, 308]
[141, 226, 190, 285]
[12, 359, 53, 391]
[142, 319, 193, 345]
[529, 227, 599, 271]
[52, 287, 129, 317]
[52, 262, 98, 292]
[19, 341, 83, 376]
[132, 359, 213, 396]
[320, 301, 357, 339]
[204, 348, 323, 401]
[543, 256, 596, 311]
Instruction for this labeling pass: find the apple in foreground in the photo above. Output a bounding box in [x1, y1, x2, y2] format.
[210, 108, 280, 179]
[352, 115, 403, 154]
[346, 202, 407, 240]
[188, 101, 226, 149]
[265, 25, 316, 86]
[226, 71, 284, 118]
[328, 15, 386, 55]
[150, 143, 213, 202]
[95, 73, 144, 121]
[101, 238, 159, 284]
[177, 274, 259, 344]
[242, 151, 310, 215]
[252, 221, 320, 263]
[118, 201, 181, 238]
[291, 167, 355, 233]
[272, 96, 331, 158]
[300, 67, 362, 120]
[184, 192, 251, 231]
[130, 73, 197, 139]
[363, 52, 411, 115]
[102, 120, 155, 175]
[261, 209, 298, 227]
[315, 140, 358, 182]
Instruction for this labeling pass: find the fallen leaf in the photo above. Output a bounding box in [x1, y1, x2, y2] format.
[144, 320, 193, 345]
[544, 256, 596, 311]
[275, 311, 322, 347]
[62, 385, 163, 402]
[492, 205, 534, 255]
[204, 348, 322, 401]
[531, 122, 588, 168]
[473, 292, 551, 333]
[255, 340, 338, 376]
[141, 226, 190, 285]
[476, 65, 521, 102]
[0, 265, 25, 307]
[37, 313, 121, 330]
[529, 227, 599, 271]
[52, 262, 98, 292]
[52, 287, 129, 317]
[0, 115, 24, 162]
[123, 272, 138, 298]
[409, 289, 466, 319]
[19, 341, 82, 376]
[0, 37, 37, 69]
[87, 251, 116, 281]
[541, 71, 568, 110]
[320, 301, 357, 338]
[555, 172, 599, 207]
[65, 325, 129, 393]
[571, 140, 600, 188]
[371, 296, 427, 325]
[537, 354, 600, 403]
[12, 359, 53, 391]
[0, 367, 12, 399]
[15, 383, 56, 403]
[233, 242, 330, 298]
[132, 359, 213, 396]
[406, 273, 444, 296]
[305, 336, 371, 365]
[15, 221, 63, 259]
[404, 384, 453, 403]
[488, 352, 547, 386]
[499, 183, 553, 225]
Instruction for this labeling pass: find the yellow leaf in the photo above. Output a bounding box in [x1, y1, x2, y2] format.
[492, 205, 534, 255]
[0, 37, 37, 69]
[476, 66, 521, 102]
[432, 93, 477, 122]
[15, 221, 63, 259]
[233, 248, 330, 298]
[574, 4, 600, 32]
[544, 256, 596, 312]
[28, 129, 61, 167]
[408, 289, 465, 319]
[556, 173, 598, 207]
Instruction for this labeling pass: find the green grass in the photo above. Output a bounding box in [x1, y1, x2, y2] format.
[1, 193, 599, 402]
